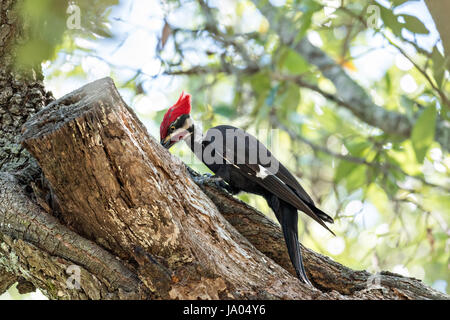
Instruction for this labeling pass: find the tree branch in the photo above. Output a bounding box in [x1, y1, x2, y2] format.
[269, 114, 450, 193]
[0, 172, 143, 299]
[337, 5, 449, 108]
[249, 0, 450, 152]
[193, 172, 448, 300]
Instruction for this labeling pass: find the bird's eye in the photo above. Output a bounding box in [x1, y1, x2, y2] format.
[170, 125, 176, 132]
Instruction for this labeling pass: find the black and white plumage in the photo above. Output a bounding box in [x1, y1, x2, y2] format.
[160, 95, 334, 285]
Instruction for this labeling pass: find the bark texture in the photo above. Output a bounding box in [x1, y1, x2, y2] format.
[0, 77, 446, 299]
[0, 267, 16, 294]
[1, 0, 128, 298]
[0, 171, 142, 299]
[0, 0, 53, 183]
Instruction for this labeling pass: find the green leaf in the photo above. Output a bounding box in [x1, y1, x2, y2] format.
[277, 83, 300, 111]
[411, 102, 437, 163]
[248, 70, 271, 103]
[345, 165, 367, 193]
[249, 72, 271, 93]
[384, 173, 399, 196]
[214, 105, 236, 118]
[379, 6, 402, 36]
[392, 0, 419, 7]
[400, 14, 429, 34]
[335, 160, 358, 183]
[344, 139, 372, 157]
[295, 11, 314, 43]
[367, 183, 389, 214]
[297, 0, 323, 13]
[431, 47, 446, 88]
[387, 141, 422, 175]
[423, 191, 450, 215]
[280, 48, 310, 75]
[384, 71, 392, 95]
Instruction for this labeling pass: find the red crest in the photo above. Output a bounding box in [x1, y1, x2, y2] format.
[160, 92, 191, 140]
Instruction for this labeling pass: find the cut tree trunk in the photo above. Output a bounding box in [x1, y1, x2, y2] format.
[0, 77, 443, 299]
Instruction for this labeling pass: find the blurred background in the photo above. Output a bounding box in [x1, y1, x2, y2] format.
[1, 0, 448, 299]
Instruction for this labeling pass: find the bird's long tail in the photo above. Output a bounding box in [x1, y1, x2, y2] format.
[311, 205, 334, 224]
[280, 204, 312, 286]
[266, 195, 312, 285]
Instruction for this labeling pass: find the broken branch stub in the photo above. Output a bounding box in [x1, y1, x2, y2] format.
[20, 77, 313, 299]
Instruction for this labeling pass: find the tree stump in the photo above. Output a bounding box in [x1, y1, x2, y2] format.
[21, 78, 315, 299]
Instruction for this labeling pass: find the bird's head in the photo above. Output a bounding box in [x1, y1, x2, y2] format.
[160, 91, 193, 149]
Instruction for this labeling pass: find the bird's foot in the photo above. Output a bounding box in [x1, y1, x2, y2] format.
[185, 166, 200, 178]
[193, 173, 234, 193]
[193, 173, 220, 185]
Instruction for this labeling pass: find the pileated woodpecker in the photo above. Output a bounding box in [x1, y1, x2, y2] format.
[160, 92, 334, 285]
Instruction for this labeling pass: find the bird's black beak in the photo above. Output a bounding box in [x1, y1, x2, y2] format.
[161, 139, 174, 149]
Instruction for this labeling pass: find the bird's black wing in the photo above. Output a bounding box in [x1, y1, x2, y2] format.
[210, 125, 334, 235]
[274, 162, 334, 224]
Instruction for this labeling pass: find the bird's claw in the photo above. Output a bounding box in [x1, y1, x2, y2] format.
[192, 173, 233, 193]
[192, 173, 219, 185]
[185, 166, 235, 193]
[211, 177, 235, 194]
[185, 166, 200, 178]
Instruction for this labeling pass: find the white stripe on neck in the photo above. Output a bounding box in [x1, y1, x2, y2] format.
[182, 120, 203, 145]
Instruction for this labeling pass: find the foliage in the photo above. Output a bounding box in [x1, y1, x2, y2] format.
[9, 0, 450, 295]
[16, 0, 118, 67]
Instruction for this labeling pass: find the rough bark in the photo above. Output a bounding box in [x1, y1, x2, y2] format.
[0, 0, 53, 184]
[0, 171, 143, 299]
[0, 267, 16, 294]
[0, 0, 47, 297]
[0, 77, 444, 299]
[1, 0, 128, 300]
